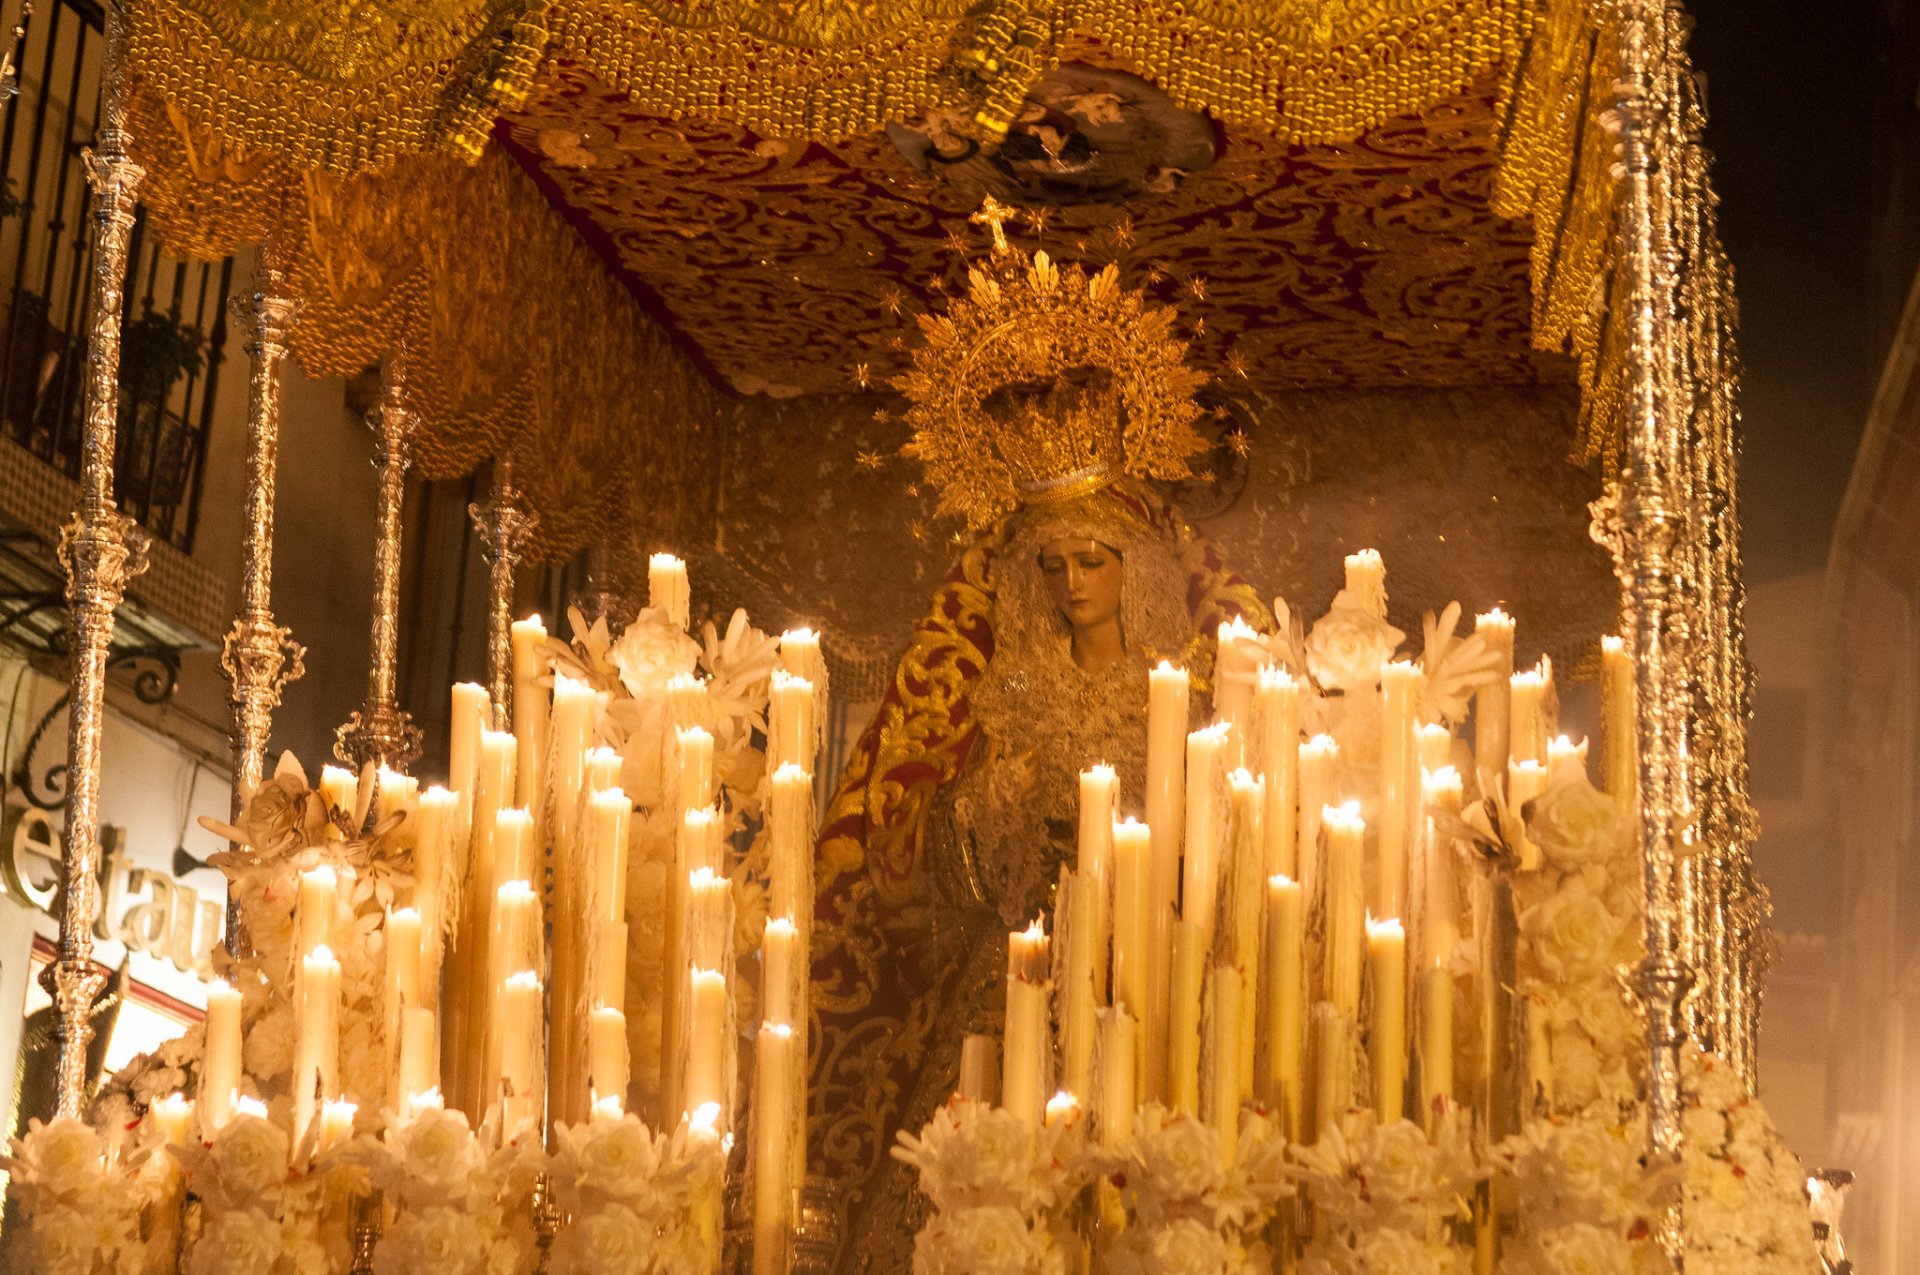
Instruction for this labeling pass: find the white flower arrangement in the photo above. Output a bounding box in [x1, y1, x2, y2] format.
[1099, 1105, 1290, 1275]
[1291, 1108, 1478, 1275]
[1680, 1047, 1821, 1275]
[3, 1116, 160, 1275]
[175, 1108, 373, 1275]
[545, 1111, 727, 1275]
[367, 1101, 541, 1275]
[1495, 1113, 1671, 1275]
[892, 1097, 1084, 1275]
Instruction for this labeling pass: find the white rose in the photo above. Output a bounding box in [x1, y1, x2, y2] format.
[1305, 603, 1403, 693]
[1357, 1226, 1436, 1275]
[1547, 1120, 1629, 1205]
[397, 1107, 475, 1192]
[244, 1000, 296, 1081]
[1137, 1113, 1227, 1202]
[561, 1205, 651, 1272]
[609, 617, 701, 700]
[1528, 779, 1620, 870]
[1538, 1223, 1635, 1275]
[927, 1206, 1041, 1275]
[1522, 877, 1626, 982]
[17, 1117, 105, 1196]
[1151, 1217, 1230, 1275]
[189, 1206, 281, 1275]
[211, 1113, 290, 1198]
[1552, 1027, 1605, 1110]
[945, 1106, 1042, 1205]
[577, 1119, 662, 1195]
[1363, 1119, 1435, 1204]
[28, 1201, 125, 1275]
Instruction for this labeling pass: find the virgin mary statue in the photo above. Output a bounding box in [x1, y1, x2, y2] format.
[805, 208, 1273, 1273]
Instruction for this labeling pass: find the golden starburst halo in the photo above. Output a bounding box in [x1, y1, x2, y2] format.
[895, 200, 1210, 530]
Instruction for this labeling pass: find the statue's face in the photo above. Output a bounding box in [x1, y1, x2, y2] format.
[1038, 537, 1124, 634]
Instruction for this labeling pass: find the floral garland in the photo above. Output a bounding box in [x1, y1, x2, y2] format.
[175, 1109, 374, 1275]
[1100, 1105, 1291, 1275]
[3, 1117, 164, 1275]
[891, 1097, 1085, 1275]
[546, 1111, 726, 1274]
[1680, 1047, 1821, 1274]
[366, 1101, 541, 1275]
[1494, 1113, 1670, 1275]
[1291, 1107, 1479, 1275]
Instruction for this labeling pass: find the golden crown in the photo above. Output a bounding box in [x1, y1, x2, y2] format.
[895, 196, 1210, 529]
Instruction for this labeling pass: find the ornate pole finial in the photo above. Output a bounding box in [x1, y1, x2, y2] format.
[336, 354, 422, 773]
[221, 258, 307, 953]
[46, 0, 149, 1119]
[468, 455, 537, 730]
[570, 540, 636, 640]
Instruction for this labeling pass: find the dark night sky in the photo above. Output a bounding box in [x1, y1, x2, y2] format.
[1690, 0, 1881, 584]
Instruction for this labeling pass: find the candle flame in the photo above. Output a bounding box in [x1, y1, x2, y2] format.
[234, 1095, 270, 1120]
[765, 915, 798, 939]
[690, 1101, 722, 1132]
[300, 863, 337, 887]
[497, 879, 536, 903]
[649, 551, 685, 569]
[1257, 664, 1295, 688]
[1601, 633, 1625, 655]
[1268, 873, 1297, 889]
[422, 785, 457, 805]
[1367, 915, 1406, 939]
[762, 1021, 794, 1039]
[390, 906, 421, 923]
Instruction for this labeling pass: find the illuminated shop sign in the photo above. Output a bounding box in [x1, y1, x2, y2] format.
[0, 807, 222, 978]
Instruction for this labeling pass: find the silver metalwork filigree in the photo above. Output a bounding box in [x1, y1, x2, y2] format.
[468, 456, 537, 730]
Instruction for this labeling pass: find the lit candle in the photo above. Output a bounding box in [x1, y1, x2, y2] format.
[296, 864, 337, 957]
[458, 730, 520, 1100]
[550, 673, 600, 853]
[1077, 765, 1116, 1000]
[449, 681, 491, 818]
[1168, 920, 1206, 1115]
[1182, 723, 1231, 942]
[1418, 963, 1452, 1130]
[319, 766, 358, 830]
[1368, 918, 1407, 1120]
[385, 907, 422, 1102]
[586, 746, 622, 795]
[497, 970, 544, 1139]
[151, 1092, 191, 1147]
[494, 807, 535, 890]
[1297, 736, 1337, 904]
[511, 615, 550, 821]
[753, 1022, 796, 1275]
[374, 767, 419, 846]
[1045, 1090, 1083, 1157]
[1098, 1009, 1136, 1148]
[684, 967, 730, 1123]
[769, 670, 816, 774]
[1547, 734, 1590, 786]
[201, 979, 242, 1136]
[1111, 818, 1151, 1029]
[1507, 759, 1548, 869]
[414, 787, 457, 994]
[1227, 770, 1265, 1096]
[1344, 548, 1387, 616]
[1205, 965, 1243, 1169]
[398, 1005, 438, 1111]
[589, 787, 631, 924]
[319, 1099, 357, 1154]
[1418, 723, 1453, 776]
[1311, 1003, 1351, 1141]
[294, 944, 341, 1156]
[1214, 616, 1265, 765]
[1378, 660, 1421, 920]
[677, 725, 717, 815]
[958, 1035, 999, 1103]
[593, 1095, 624, 1123]
[649, 553, 691, 630]
[1263, 876, 1304, 1137]
[590, 1005, 629, 1107]
[768, 763, 813, 919]
[1008, 917, 1050, 984]
[1601, 635, 1637, 807]
[1509, 659, 1551, 767]
[762, 916, 798, 1027]
[1323, 804, 1367, 1018]
[687, 867, 734, 972]
[1254, 668, 1300, 879]
[1002, 970, 1049, 1126]
[779, 627, 826, 688]
[667, 672, 709, 730]
[1473, 609, 1515, 777]
[1145, 662, 1188, 1101]
[490, 881, 541, 1033]
[1060, 872, 1097, 1100]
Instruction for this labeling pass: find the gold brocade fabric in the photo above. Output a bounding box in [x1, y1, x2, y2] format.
[125, 0, 547, 171]
[807, 482, 1268, 1271]
[130, 102, 724, 559]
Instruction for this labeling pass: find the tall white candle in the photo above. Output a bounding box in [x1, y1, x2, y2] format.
[1262, 876, 1304, 1138]
[1368, 918, 1407, 1120]
[589, 788, 631, 924]
[297, 864, 337, 958]
[1111, 817, 1151, 1034]
[769, 670, 817, 774]
[1077, 764, 1116, 999]
[414, 787, 457, 994]
[1255, 667, 1300, 879]
[1182, 722, 1231, 941]
[1297, 735, 1337, 904]
[1226, 770, 1265, 1096]
[1002, 973, 1049, 1126]
[374, 767, 419, 847]
[385, 907, 422, 1103]
[1098, 1009, 1136, 1148]
[649, 553, 691, 630]
[1145, 662, 1188, 1102]
[684, 967, 730, 1122]
[1344, 548, 1387, 616]
[958, 1035, 999, 1103]
[1060, 872, 1097, 1100]
[294, 945, 341, 1156]
[1601, 635, 1637, 808]
[1421, 768, 1464, 969]
[1214, 617, 1264, 766]
[319, 1099, 356, 1154]
[1473, 609, 1515, 779]
[497, 970, 544, 1139]
[1205, 965, 1243, 1168]
[1418, 963, 1452, 1130]
[678, 725, 717, 815]
[1547, 733, 1590, 786]
[1311, 1003, 1350, 1140]
[151, 1092, 192, 1147]
[550, 673, 600, 852]
[319, 766, 358, 831]
[449, 680, 490, 830]
[1507, 759, 1549, 869]
[398, 1005, 438, 1112]
[768, 764, 813, 920]
[1509, 659, 1551, 766]
[510, 615, 549, 818]
[1418, 723, 1453, 775]
[753, 1022, 796, 1275]
[1378, 660, 1421, 920]
[590, 1005, 629, 1106]
[201, 978, 242, 1137]
[778, 628, 826, 688]
[762, 916, 799, 1027]
[1168, 920, 1206, 1115]
[1323, 803, 1366, 1018]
